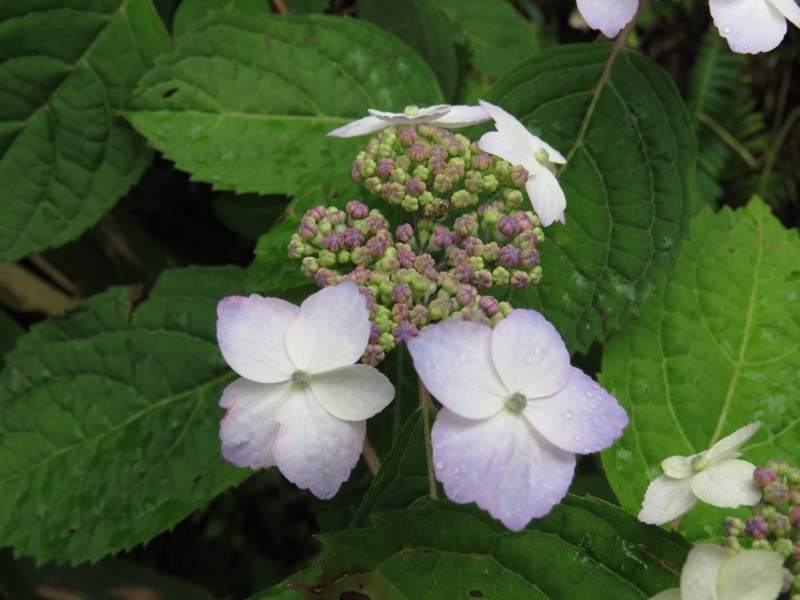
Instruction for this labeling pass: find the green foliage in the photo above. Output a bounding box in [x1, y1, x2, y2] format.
[601, 198, 800, 541]
[280, 497, 688, 599]
[0, 0, 171, 261]
[172, 0, 270, 36]
[0, 266, 250, 564]
[487, 44, 695, 354]
[124, 12, 443, 197]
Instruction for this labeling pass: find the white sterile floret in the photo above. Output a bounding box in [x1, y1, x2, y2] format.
[407, 309, 628, 531]
[648, 544, 784, 600]
[476, 100, 567, 227]
[326, 103, 491, 138]
[215, 282, 395, 499]
[710, 0, 800, 54]
[575, 0, 639, 37]
[638, 422, 762, 525]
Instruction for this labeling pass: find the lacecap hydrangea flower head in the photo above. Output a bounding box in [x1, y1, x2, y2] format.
[216, 282, 395, 499]
[638, 422, 762, 525]
[408, 309, 629, 531]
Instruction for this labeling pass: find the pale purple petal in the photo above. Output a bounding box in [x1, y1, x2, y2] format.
[706, 421, 759, 462]
[576, 0, 638, 38]
[286, 282, 370, 373]
[661, 454, 695, 478]
[717, 548, 784, 600]
[216, 295, 298, 383]
[491, 310, 570, 400]
[770, 0, 800, 28]
[680, 544, 727, 600]
[310, 364, 395, 421]
[271, 386, 365, 499]
[219, 378, 291, 469]
[432, 408, 575, 530]
[691, 459, 760, 508]
[433, 104, 492, 128]
[326, 116, 387, 137]
[408, 320, 506, 419]
[525, 167, 566, 226]
[523, 367, 628, 454]
[710, 0, 787, 53]
[637, 474, 697, 525]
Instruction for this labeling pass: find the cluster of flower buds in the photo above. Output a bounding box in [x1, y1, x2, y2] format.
[722, 460, 800, 598]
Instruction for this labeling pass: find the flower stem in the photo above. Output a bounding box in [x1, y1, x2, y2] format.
[419, 378, 438, 500]
[362, 435, 381, 476]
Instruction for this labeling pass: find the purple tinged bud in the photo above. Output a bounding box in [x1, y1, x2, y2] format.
[366, 235, 389, 257]
[511, 271, 532, 290]
[409, 305, 428, 326]
[479, 295, 500, 316]
[723, 516, 744, 537]
[456, 285, 477, 307]
[464, 170, 484, 192]
[454, 263, 474, 283]
[448, 248, 468, 266]
[392, 302, 410, 323]
[328, 209, 347, 225]
[471, 152, 492, 170]
[517, 230, 539, 250]
[408, 142, 430, 162]
[510, 164, 530, 187]
[314, 268, 334, 287]
[433, 226, 453, 249]
[497, 215, 519, 237]
[461, 236, 484, 257]
[745, 515, 769, 540]
[376, 157, 394, 178]
[405, 177, 426, 197]
[398, 127, 417, 146]
[351, 160, 365, 182]
[515, 211, 534, 231]
[453, 214, 477, 237]
[346, 266, 372, 285]
[365, 177, 383, 194]
[350, 246, 372, 266]
[395, 223, 414, 242]
[347, 200, 369, 220]
[754, 466, 778, 486]
[342, 227, 365, 249]
[428, 155, 447, 174]
[392, 321, 419, 345]
[298, 218, 318, 240]
[414, 253, 436, 272]
[368, 322, 381, 344]
[433, 173, 453, 193]
[390, 283, 413, 304]
[396, 245, 416, 269]
[764, 481, 790, 505]
[499, 244, 522, 267]
[521, 248, 541, 269]
[789, 507, 800, 526]
[381, 182, 405, 204]
[306, 205, 327, 220]
[365, 215, 388, 234]
[323, 230, 345, 252]
[287, 238, 305, 259]
[770, 513, 792, 535]
[482, 242, 500, 262]
[362, 343, 385, 366]
[789, 490, 800, 504]
[473, 269, 492, 290]
[766, 459, 788, 475]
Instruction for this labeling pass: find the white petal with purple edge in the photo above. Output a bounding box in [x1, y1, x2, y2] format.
[705, 421, 759, 462]
[431, 408, 575, 531]
[286, 282, 370, 373]
[523, 367, 627, 454]
[637, 474, 697, 525]
[680, 544, 727, 600]
[310, 364, 395, 421]
[525, 168, 566, 226]
[326, 115, 387, 138]
[691, 460, 760, 508]
[219, 378, 291, 469]
[717, 548, 784, 600]
[491, 310, 570, 400]
[407, 321, 506, 419]
[709, 0, 787, 53]
[271, 387, 366, 499]
[576, 0, 638, 38]
[216, 295, 298, 383]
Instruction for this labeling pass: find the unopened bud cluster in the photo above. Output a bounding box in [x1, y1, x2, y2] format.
[722, 460, 800, 598]
[288, 124, 547, 365]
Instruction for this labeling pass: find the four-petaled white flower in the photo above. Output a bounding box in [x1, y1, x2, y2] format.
[326, 103, 491, 138]
[710, 0, 800, 54]
[649, 544, 784, 600]
[638, 422, 762, 525]
[216, 282, 395, 499]
[477, 100, 568, 227]
[575, 0, 638, 38]
[407, 309, 629, 531]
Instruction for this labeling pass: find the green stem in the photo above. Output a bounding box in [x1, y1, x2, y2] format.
[696, 111, 758, 169]
[757, 106, 800, 198]
[419, 378, 438, 500]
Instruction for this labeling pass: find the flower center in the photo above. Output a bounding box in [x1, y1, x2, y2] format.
[691, 454, 708, 472]
[505, 392, 527, 413]
[290, 369, 310, 387]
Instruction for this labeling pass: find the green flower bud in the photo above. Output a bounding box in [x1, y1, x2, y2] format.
[483, 242, 500, 262]
[482, 209, 500, 226]
[379, 331, 396, 351]
[318, 250, 337, 268]
[413, 165, 430, 181]
[360, 158, 377, 178]
[492, 266, 510, 286]
[468, 256, 485, 271]
[428, 296, 453, 320]
[482, 174, 499, 192]
[337, 250, 351, 263]
[401, 195, 419, 212]
[451, 189, 472, 209]
[301, 256, 319, 277]
[318, 220, 332, 236]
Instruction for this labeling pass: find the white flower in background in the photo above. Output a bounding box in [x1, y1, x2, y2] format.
[638, 422, 762, 525]
[407, 310, 628, 531]
[575, 0, 639, 37]
[216, 282, 394, 499]
[327, 103, 491, 138]
[649, 544, 784, 600]
[477, 100, 567, 227]
[710, 0, 800, 54]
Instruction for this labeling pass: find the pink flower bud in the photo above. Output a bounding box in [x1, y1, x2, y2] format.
[306, 205, 327, 220]
[471, 152, 492, 170]
[479, 295, 500, 316]
[511, 271, 532, 290]
[745, 515, 769, 539]
[499, 244, 522, 267]
[351, 160, 365, 182]
[346, 200, 369, 220]
[342, 227, 364, 249]
[754, 466, 778, 486]
[405, 177, 426, 197]
[456, 285, 477, 307]
[497, 215, 519, 237]
[392, 321, 419, 345]
[323, 231, 345, 252]
[298, 218, 318, 240]
[408, 142, 430, 162]
[398, 127, 417, 146]
[376, 157, 395, 178]
[390, 283, 413, 304]
[314, 268, 334, 287]
[433, 226, 454, 249]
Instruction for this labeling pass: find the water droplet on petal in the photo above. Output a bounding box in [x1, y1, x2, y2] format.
[592, 382, 600, 389]
[572, 434, 581, 441]
[723, 26, 732, 33]
[589, 401, 597, 409]
[585, 392, 592, 398]
[534, 347, 542, 356]
[453, 467, 461, 475]
[564, 411, 573, 420]
[435, 461, 445, 470]
[525, 354, 533, 364]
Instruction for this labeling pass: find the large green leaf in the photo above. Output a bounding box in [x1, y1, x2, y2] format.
[0, 0, 170, 261]
[0, 266, 248, 564]
[281, 498, 688, 599]
[124, 13, 443, 196]
[486, 44, 695, 354]
[601, 198, 800, 541]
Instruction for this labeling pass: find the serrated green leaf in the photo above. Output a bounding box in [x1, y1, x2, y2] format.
[171, 0, 269, 37]
[287, 498, 688, 599]
[601, 198, 800, 541]
[356, 0, 460, 101]
[124, 13, 443, 196]
[0, 266, 249, 564]
[442, 0, 539, 80]
[0, 0, 171, 261]
[485, 45, 695, 354]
